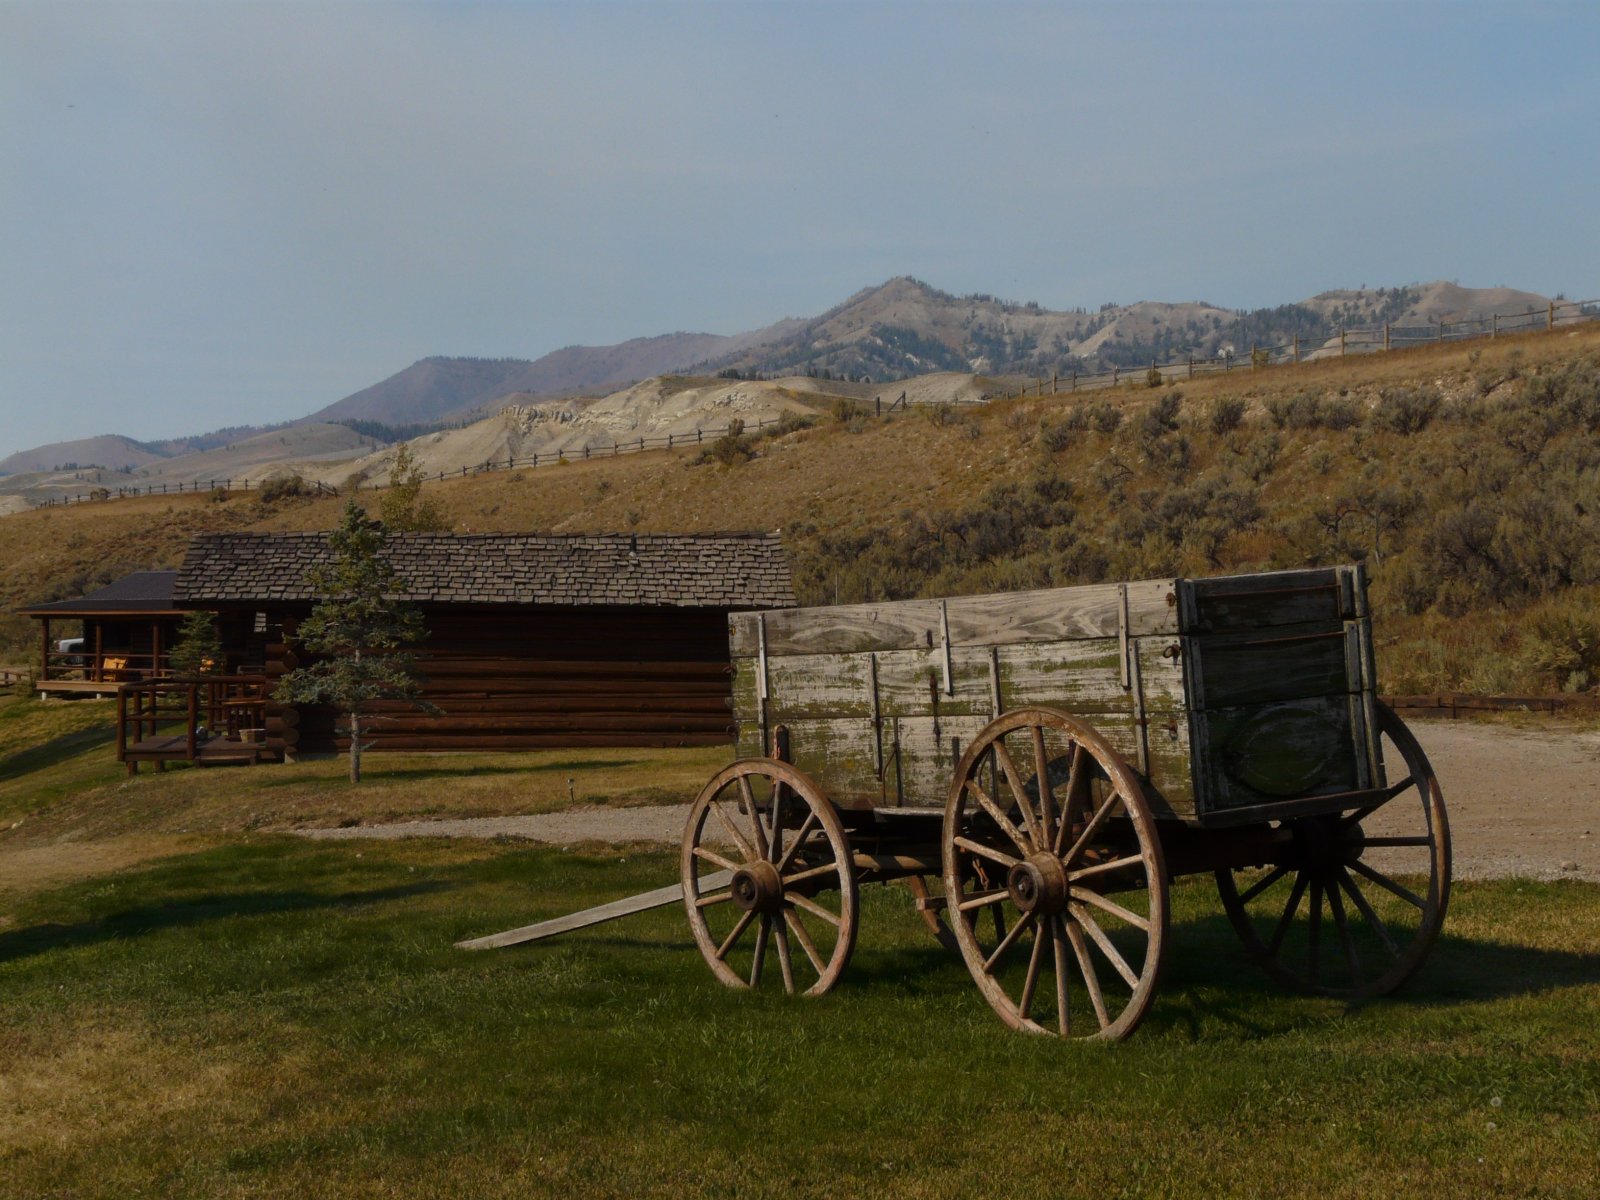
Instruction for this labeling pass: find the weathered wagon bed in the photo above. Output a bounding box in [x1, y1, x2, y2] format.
[463, 566, 1450, 1041]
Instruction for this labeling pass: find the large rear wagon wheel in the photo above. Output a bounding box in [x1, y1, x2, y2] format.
[1215, 703, 1450, 999]
[942, 708, 1169, 1041]
[682, 759, 858, 996]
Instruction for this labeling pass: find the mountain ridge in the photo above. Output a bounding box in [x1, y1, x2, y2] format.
[1, 277, 1571, 478]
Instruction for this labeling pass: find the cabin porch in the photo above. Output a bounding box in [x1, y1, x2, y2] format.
[117, 676, 284, 775]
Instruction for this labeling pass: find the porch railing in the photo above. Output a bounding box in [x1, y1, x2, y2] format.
[116, 676, 272, 763]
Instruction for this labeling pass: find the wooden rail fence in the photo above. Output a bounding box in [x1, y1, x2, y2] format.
[28, 297, 1599, 510]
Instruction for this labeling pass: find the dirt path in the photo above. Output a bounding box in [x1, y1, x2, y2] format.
[300, 720, 1600, 882]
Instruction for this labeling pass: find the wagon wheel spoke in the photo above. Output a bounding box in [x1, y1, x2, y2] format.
[1069, 902, 1141, 989]
[693, 845, 741, 873]
[766, 780, 783, 864]
[945, 707, 1167, 1041]
[737, 775, 770, 860]
[1348, 860, 1427, 910]
[1214, 703, 1450, 1000]
[1336, 865, 1400, 959]
[993, 741, 1046, 850]
[1326, 877, 1362, 982]
[1361, 836, 1435, 849]
[956, 887, 1010, 913]
[1234, 863, 1291, 906]
[1061, 791, 1120, 868]
[982, 910, 1036, 973]
[1069, 886, 1151, 932]
[1032, 725, 1059, 852]
[965, 779, 1030, 855]
[1054, 742, 1088, 856]
[1306, 877, 1324, 986]
[716, 910, 756, 961]
[783, 862, 846, 889]
[710, 800, 758, 862]
[1017, 921, 1049, 1020]
[1050, 915, 1072, 1037]
[774, 916, 797, 994]
[1066, 918, 1110, 1030]
[774, 813, 820, 876]
[784, 908, 826, 976]
[684, 759, 858, 997]
[1067, 853, 1146, 884]
[786, 890, 842, 928]
[952, 836, 1019, 871]
[1267, 872, 1309, 956]
[748, 915, 771, 987]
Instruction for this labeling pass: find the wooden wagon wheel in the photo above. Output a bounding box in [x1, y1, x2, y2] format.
[942, 708, 1169, 1041]
[681, 759, 859, 996]
[1214, 703, 1451, 999]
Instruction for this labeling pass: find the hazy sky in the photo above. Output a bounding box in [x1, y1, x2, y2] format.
[2, 1, 1597, 458]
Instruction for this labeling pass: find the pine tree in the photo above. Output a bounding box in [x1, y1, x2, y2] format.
[169, 610, 223, 676]
[274, 501, 431, 782]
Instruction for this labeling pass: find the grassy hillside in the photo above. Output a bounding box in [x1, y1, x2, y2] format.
[3, 324, 1597, 697]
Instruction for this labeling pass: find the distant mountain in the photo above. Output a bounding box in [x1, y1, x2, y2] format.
[1, 277, 1566, 479]
[694, 277, 1568, 382]
[0, 434, 172, 476]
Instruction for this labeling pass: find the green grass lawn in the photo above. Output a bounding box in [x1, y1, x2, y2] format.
[0, 694, 731, 840]
[3, 836, 1596, 1199]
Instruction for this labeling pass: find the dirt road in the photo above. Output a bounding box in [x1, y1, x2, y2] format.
[302, 719, 1600, 882]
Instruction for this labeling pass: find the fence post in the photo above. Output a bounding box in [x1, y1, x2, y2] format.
[667, 433, 674, 449]
[1187, 356, 1194, 380]
[1292, 334, 1300, 364]
[1224, 352, 1231, 372]
[1051, 373, 1057, 395]
[1548, 301, 1555, 330]
[1112, 366, 1120, 386]
[1492, 313, 1498, 339]
[1384, 323, 1391, 352]
[1250, 343, 1258, 371]
[1340, 328, 1347, 357]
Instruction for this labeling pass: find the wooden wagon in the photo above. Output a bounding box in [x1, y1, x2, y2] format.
[463, 565, 1450, 1041]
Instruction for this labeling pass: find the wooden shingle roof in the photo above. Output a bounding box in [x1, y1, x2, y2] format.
[175, 532, 794, 610]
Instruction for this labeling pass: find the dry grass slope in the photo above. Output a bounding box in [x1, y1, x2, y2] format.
[4, 324, 1598, 697]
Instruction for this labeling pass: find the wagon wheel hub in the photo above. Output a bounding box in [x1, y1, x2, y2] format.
[1288, 814, 1365, 874]
[1007, 853, 1069, 916]
[730, 861, 785, 914]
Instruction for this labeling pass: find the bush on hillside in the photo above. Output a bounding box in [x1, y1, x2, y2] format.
[258, 472, 310, 503]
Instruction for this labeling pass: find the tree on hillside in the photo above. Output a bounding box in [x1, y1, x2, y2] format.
[378, 443, 447, 532]
[169, 610, 223, 676]
[274, 501, 432, 783]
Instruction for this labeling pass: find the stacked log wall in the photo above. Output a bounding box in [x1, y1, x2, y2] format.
[262, 605, 737, 753]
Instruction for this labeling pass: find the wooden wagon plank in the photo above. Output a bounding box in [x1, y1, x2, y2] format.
[734, 638, 1188, 724]
[729, 580, 1180, 659]
[743, 711, 1194, 818]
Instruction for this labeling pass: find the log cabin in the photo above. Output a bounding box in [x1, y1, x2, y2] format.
[19, 570, 245, 695]
[172, 531, 795, 755]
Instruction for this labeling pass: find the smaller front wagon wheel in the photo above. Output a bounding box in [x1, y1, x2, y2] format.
[681, 759, 858, 996]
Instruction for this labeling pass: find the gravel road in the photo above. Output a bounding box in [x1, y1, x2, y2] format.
[299, 720, 1600, 881]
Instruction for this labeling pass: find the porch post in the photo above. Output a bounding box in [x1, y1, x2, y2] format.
[152, 621, 162, 677]
[40, 617, 50, 681]
[94, 622, 104, 682]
